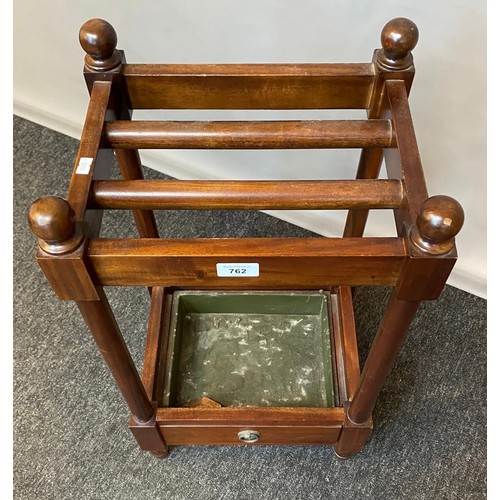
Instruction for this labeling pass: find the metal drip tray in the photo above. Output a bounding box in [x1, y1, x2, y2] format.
[162, 291, 337, 408]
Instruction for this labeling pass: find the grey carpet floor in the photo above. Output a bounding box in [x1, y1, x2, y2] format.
[13, 116, 487, 499]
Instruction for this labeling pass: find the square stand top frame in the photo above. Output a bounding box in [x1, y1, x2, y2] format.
[27, 17, 464, 459]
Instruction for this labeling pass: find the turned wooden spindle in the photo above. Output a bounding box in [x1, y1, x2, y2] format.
[79, 18, 122, 71]
[376, 17, 419, 71]
[410, 195, 465, 255]
[27, 196, 83, 255]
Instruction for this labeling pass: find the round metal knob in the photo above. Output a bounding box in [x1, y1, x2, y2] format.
[238, 430, 261, 443]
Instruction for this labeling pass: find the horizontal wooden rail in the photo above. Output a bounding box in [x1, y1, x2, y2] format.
[87, 237, 405, 289]
[384, 79, 429, 234]
[156, 407, 345, 426]
[122, 63, 375, 109]
[89, 179, 405, 210]
[104, 120, 394, 149]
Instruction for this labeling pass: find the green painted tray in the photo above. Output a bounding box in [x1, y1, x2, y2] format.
[162, 291, 337, 408]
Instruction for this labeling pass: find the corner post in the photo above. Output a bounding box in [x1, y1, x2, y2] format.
[28, 195, 167, 456]
[336, 195, 464, 458]
[79, 19, 159, 239]
[344, 17, 419, 237]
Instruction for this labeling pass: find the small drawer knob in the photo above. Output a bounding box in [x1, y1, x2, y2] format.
[238, 430, 261, 443]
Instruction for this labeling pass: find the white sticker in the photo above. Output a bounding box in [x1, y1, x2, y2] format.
[75, 157, 93, 175]
[216, 263, 260, 277]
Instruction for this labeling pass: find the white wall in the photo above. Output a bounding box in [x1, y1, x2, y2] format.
[13, 0, 487, 298]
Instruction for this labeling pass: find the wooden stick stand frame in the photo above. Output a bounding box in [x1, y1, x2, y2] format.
[28, 18, 464, 459]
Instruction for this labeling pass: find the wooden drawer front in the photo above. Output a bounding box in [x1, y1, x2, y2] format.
[157, 406, 344, 445]
[160, 425, 341, 445]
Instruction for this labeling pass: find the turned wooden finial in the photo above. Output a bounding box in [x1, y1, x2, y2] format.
[377, 17, 419, 70]
[79, 18, 122, 71]
[27, 196, 83, 255]
[410, 195, 464, 255]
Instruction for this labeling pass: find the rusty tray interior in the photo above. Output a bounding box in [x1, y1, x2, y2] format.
[162, 291, 338, 408]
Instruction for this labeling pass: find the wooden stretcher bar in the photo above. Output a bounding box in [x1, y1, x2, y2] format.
[103, 119, 394, 149]
[88, 179, 405, 210]
[86, 237, 405, 288]
[121, 63, 376, 110]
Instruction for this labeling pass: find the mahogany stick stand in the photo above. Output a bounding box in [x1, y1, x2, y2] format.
[28, 17, 464, 459]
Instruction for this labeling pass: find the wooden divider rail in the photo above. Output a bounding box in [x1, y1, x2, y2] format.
[27, 17, 464, 459]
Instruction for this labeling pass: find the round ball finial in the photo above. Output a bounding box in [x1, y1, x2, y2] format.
[410, 195, 464, 254]
[377, 17, 419, 70]
[79, 18, 122, 71]
[28, 196, 82, 255]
